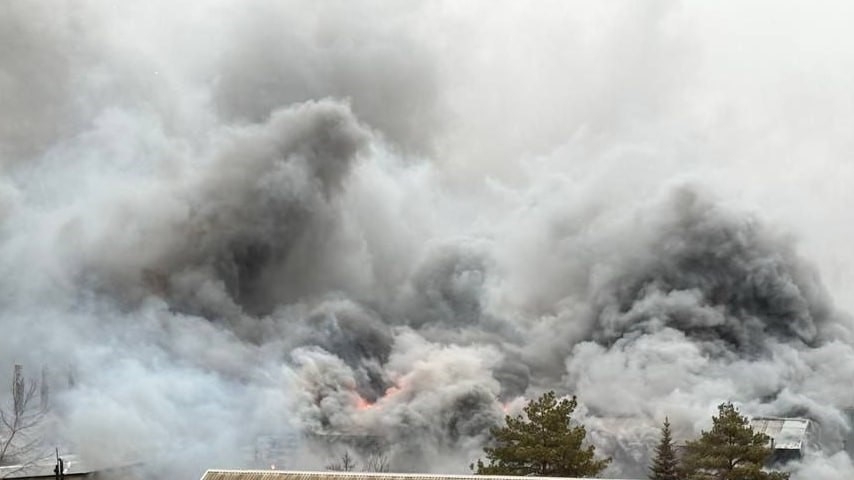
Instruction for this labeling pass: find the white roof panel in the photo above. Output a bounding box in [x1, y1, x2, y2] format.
[750, 417, 810, 450]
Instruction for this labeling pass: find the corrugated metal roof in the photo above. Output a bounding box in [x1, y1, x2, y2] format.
[200, 470, 640, 480]
[750, 417, 810, 450]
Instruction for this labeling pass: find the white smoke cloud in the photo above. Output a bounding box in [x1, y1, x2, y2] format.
[3, 1, 854, 479]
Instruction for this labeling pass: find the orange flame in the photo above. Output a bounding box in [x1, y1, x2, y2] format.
[353, 383, 404, 412]
[355, 394, 374, 410]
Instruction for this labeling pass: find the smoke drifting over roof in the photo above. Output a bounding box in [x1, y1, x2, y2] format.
[3, 1, 854, 479]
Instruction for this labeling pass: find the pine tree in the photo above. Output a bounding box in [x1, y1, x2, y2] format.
[472, 391, 611, 477]
[649, 417, 680, 480]
[682, 403, 789, 480]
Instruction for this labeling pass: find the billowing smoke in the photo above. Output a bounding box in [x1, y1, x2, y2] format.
[3, 1, 854, 479]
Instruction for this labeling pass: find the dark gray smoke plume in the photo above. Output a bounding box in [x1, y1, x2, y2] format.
[3, 1, 854, 479]
[592, 188, 829, 354]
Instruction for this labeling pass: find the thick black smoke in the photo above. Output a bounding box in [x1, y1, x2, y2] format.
[592, 188, 830, 355]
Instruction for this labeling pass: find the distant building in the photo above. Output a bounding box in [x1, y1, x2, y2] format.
[249, 434, 302, 469]
[749, 417, 813, 465]
[0, 455, 142, 480]
[245, 433, 386, 470]
[0, 455, 93, 480]
[304, 434, 387, 456]
[200, 471, 640, 480]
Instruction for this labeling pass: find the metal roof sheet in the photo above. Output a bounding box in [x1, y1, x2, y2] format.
[201, 470, 640, 480]
[750, 417, 810, 450]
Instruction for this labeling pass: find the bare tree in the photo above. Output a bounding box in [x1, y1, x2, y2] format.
[362, 454, 390, 473]
[325, 450, 357, 472]
[0, 365, 47, 476]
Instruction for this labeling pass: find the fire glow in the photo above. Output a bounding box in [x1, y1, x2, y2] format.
[354, 384, 403, 411]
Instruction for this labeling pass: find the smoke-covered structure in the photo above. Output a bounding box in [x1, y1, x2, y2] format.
[3, 1, 854, 479]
